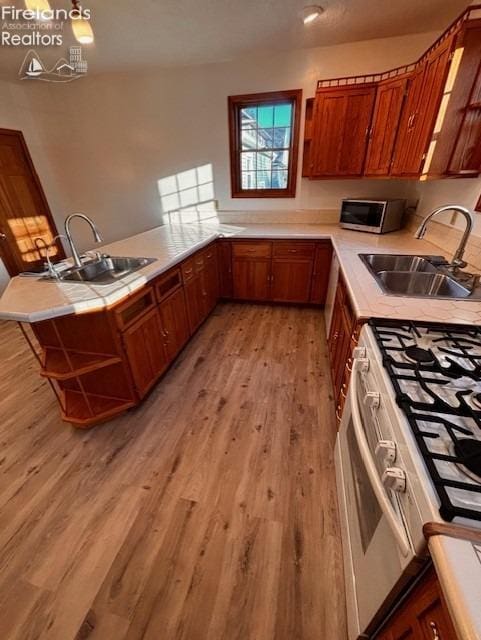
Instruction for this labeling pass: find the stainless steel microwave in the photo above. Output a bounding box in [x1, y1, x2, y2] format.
[340, 198, 406, 234]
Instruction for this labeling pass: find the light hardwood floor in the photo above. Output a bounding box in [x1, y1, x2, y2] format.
[0, 303, 347, 640]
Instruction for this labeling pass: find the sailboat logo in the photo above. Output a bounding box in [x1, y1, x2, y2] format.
[19, 48, 88, 83]
[25, 56, 44, 77]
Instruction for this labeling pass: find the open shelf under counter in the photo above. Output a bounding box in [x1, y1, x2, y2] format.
[40, 347, 122, 380]
[61, 389, 136, 427]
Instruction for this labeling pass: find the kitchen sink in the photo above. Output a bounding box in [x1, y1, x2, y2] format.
[361, 254, 439, 274]
[58, 256, 157, 285]
[359, 253, 477, 300]
[377, 271, 471, 298]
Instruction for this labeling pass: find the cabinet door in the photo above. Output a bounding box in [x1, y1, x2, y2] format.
[310, 85, 376, 177]
[392, 36, 454, 176]
[218, 240, 233, 298]
[271, 260, 313, 303]
[184, 275, 205, 334]
[158, 287, 190, 362]
[232, 259, 271, 300]
[203, 245, 219, 314]
[123, 308, 168, 398]
[364, 77, 408, 176]
[310, 242, 333, 304]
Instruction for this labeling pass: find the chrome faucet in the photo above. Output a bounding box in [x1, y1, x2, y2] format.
[35, 235, 67, 279]
[414, 205, 474, 271]
[64, 213, 103, 268]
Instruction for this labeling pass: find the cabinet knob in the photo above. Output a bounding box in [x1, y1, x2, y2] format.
[0, 232, 6, 241]
[429, 622, 440, 640]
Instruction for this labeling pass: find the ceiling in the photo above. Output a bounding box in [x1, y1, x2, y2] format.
[0, 0, 470, 75]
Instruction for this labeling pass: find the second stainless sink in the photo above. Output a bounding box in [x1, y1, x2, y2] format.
[377, 271, 471, 298]
[359, 253, 475, 300]
[59, 256, 157, 285]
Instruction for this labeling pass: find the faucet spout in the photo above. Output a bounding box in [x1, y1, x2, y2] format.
[414, 205, 474, 271]
[64, 213, 103, 269]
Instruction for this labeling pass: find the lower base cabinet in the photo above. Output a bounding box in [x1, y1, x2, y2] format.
[376, 568, 457, 640]
[122, 308, 169, 398]
[233, 258, 271, 300]
[158, 287, 190, 361]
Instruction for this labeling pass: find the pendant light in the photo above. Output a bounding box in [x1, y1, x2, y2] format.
[24, 0, 51, 11]
[71, 0, 94, 44]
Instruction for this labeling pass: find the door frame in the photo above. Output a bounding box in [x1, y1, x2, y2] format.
[0, 127, 65, 275]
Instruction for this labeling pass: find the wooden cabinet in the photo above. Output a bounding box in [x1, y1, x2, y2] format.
[158, 287, 190, 362]
[392, 36, 455, 176]
[364, 77, 408, 176]
[427, 24, 481, 178]
[217, 240, 233, 298]
[376, 568, 457, 640]
[232, 241, 272, 300]
[271, 242, 315, 303]
[231, 240, 332, 304]
[310, 241, 333, 304]
[122, 308, 169, 398]
[328, 275, 359, 415]
[310, 85, 376, 177]
[182, 245, 219, 333]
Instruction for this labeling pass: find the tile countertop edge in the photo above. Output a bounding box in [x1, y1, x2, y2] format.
[428, 535, 481, 640]
[1, 222, 481, 324]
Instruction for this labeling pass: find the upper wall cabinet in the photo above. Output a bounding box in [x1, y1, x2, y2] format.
[309, 85, 376, 177]
[302, 5, 481, 181]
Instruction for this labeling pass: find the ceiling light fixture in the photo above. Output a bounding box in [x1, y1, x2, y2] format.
[71, 0, 94, 44]
[301, 5, 324, 24]
[24, 0, 51, 11]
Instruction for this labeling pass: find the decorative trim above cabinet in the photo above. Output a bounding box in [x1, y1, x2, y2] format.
[302, 4, 481, 181]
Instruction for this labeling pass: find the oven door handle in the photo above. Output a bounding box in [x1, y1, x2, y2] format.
[349, 360, 411, 557]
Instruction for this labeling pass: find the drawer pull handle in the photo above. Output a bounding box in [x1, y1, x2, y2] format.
[341, 384, 347, 399]
[287, 249, 297, 253]
[184, 267, 193, 274]
[336, 406, 342, 421]
[346, 359, 353, 373]
[429, 622, 440, 640]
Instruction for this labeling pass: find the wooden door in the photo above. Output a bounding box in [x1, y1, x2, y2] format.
[233, 259, 271, 300]
[122, 308, 168, 398]
[158, 287, 190, 362]
[0, 129, 63, 275]
[217, 240, 233, 298]
[310, 242, 333, 304]
[364, 77, 408, 176]
[392, 36, 454, 176]
[271, 260, 313, 302]
[310, 85, 376, 177]
[184, 274, 205, 334]
[232, 241, 272, 301]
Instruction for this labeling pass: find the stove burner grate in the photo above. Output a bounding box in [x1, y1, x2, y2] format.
[369, 318, 481, 522]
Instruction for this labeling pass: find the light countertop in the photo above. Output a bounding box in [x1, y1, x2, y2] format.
[429, 534, 481, 640]
[1, 221, 481, 324]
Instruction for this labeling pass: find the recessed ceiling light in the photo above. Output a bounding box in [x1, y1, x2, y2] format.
[301, 5, 324, 24]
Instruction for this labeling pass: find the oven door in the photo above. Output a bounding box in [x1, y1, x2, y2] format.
[335, 358, 414, 639]
[340, 200, 386, 233]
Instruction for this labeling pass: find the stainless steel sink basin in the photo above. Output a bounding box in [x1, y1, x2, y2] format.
[59, 256, 157, 285]
[359, 253, 478, 300]
[361, 254, 439, 274]
[377, 271, 471, 298]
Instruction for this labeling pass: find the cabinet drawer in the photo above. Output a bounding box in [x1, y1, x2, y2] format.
[232, 241, 272, 259]
[154, 268, 182, 302]
[273, 242, 316, 259]
[114, 287, 156, 331]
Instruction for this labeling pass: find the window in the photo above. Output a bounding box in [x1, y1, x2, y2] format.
[228, 89, 302, 198]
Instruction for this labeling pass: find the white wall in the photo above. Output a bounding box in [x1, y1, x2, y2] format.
[414, 178, 481, 231]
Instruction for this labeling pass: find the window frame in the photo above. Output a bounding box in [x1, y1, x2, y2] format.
[228, 89, 302, 199]
[476, 193, 481, 213]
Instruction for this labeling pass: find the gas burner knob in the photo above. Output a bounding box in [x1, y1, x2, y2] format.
[382, 467, 406, 493]
[375, 440, 396, 465]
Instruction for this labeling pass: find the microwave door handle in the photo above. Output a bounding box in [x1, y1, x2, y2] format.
[349, 360, 411, 557]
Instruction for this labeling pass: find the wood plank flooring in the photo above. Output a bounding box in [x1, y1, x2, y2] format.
[0, 303, 347, 640]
